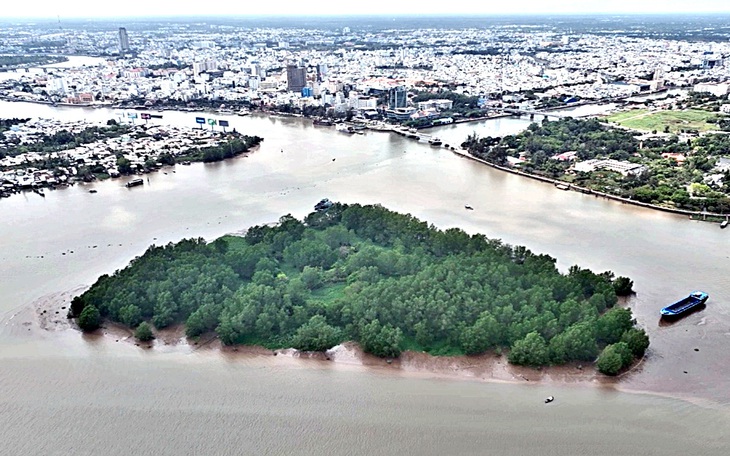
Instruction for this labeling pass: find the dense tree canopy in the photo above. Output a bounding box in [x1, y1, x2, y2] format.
[70, 203, 647, 370]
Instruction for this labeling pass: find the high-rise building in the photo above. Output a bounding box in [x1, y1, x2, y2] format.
[118, 27, 130, 54]
[388, 86, 407, 109]
[316, 63, 328, 82]
[286, 65, 307, 92]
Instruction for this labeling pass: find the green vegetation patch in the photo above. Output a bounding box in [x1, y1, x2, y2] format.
[607, 109, 718, 133]
[464, 118, 730, 214]
[69, 203, 644, 371]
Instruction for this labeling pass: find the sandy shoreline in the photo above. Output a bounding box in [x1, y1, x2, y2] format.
[10, 287, 721, 407]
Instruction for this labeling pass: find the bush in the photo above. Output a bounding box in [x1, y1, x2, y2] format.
[597, 342, 634, 376]
[613, 277, 634, 296]
[78, 305, 101, 332]
[134, 322, 154, 342]
[508, 332, 550, 366]
[291, 315, 342, 352]
[360, 320, 402, 358]
[621, 328, 650, 357]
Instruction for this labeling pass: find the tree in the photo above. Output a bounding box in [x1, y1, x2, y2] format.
[597, 342, 634, 375]
[508, 332, 550, 366]
[291, 316, 342, 352]
[621, 328, 650, 357]
[135, 322, 154, 342]
[549, 322, 598, 363]
[78, 304, 101, 332]
[300, 266, 323, 290]
[118, 304, 142, 327]
[596, 307, 634, 345]
[359, 320, 402, 358]
[116, 156, 133, 174]
[613, 277, 634, 296]
[597, 344, 624, 376]
[460, 312, 502, 355]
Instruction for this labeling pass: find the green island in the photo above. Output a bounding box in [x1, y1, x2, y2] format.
[69, 203, 647, 376]
[463, 117, 730, 214]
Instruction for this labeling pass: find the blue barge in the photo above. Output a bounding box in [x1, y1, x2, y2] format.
[661, 291, 708, 317]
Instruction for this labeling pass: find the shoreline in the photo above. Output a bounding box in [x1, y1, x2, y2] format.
[447, 146, 730, 223]
[16, 287, 723, 409]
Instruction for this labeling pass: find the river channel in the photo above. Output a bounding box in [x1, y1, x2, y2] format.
[1, 98, 729, 455]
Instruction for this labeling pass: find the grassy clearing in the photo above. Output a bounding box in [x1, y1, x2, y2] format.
[607, 109, 718, 133]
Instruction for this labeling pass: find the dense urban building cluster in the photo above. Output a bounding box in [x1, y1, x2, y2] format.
[1, 16, 729, 117]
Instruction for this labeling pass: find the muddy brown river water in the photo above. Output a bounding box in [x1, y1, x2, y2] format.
[1, 100, 729, 455]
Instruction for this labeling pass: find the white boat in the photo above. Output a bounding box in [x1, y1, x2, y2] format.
[336, 124, 355, 134]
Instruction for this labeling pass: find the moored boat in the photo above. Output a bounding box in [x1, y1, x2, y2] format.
[721, 220, 728, 229]
[125, 178, 144, 188]
[661, 291, 708, 317]
[313, 118, 333, 126]
[336, 124, 355, 134]
[428, 137, 442, 146]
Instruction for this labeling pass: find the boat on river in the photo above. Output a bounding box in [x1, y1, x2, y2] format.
[336, 123, 355, 134]
[661, 291, 708, 318]
[125, 178, 144, 188]
[721, 220, 728, 229]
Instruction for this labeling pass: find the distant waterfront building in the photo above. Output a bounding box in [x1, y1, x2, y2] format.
[573, 159, 647, 176]
[693, 82, 730, 97]
[387, 86, 407, 110]
[118, 27, 130, 54]
[416, 99, 454, 112]
[286, 65, 307, 92]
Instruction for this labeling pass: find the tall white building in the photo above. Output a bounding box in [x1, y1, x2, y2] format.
[118, 27, 130, 54]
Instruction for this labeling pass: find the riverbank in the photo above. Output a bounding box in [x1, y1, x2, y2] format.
[27, 288, 631, 387]
[447, 146, 730, 224]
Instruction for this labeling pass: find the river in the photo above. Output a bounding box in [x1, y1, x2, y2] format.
[1, 100, 730, 455]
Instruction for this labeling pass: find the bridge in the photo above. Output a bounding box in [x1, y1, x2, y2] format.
[498, 108, 571, 119]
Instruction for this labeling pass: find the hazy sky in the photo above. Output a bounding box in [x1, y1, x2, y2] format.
[4, 0, 730, 18]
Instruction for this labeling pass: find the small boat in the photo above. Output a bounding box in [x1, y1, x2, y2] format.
[336, 124, 355, 134]
[545, 396, 554, 404]
[125, 178, 144, 188]
[721, 220, 728, 229]
[89, 189, 97, 194]
[428, 138, 442, 146]
[661, 291, 709, 318]
[464, 205, 474, 210]
[555, 183, 570, 191]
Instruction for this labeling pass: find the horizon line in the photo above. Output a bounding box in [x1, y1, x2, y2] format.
[3, 11, 730, 21]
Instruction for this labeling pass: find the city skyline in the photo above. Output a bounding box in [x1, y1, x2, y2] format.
[3, 0, 730, 19]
